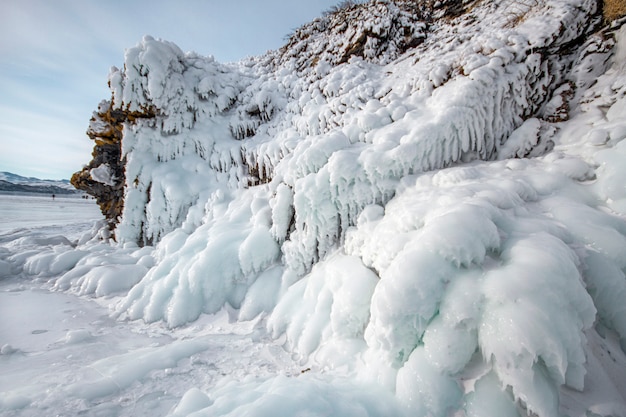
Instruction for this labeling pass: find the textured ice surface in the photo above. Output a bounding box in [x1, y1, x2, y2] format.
[2, 2, 626, 417]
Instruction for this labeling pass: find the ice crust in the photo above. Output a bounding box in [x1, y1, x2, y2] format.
[3, 1, 626, 417]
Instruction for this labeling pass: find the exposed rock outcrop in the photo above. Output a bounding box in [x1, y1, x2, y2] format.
[71, 100, 155, 231]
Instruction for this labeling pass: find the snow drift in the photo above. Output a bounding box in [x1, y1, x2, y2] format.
[4, 0, 626, 416]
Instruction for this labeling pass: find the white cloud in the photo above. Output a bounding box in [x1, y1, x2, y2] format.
[0, 0, 339, 180]
[0, 105, 93, 179]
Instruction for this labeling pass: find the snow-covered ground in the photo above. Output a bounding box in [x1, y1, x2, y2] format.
[2, 1, 626, 416]
[0, 198, 402, 416]
[2, 168, 626, 416]
[0, 194, 100, 234]
[0, 198, 297, 416]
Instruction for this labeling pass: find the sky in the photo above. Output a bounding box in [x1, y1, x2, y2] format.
[0, 0, 340, 180]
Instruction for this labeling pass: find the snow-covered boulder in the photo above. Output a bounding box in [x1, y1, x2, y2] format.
[63, 1, 626, 416]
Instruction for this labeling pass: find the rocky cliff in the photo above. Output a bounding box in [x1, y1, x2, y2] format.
[75, 0, 613, 250]
[58, 1, 626, 415]
[71, 100, 155, 229]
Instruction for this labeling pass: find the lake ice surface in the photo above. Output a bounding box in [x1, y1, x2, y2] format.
[0, 193, 102, 235]
[0, 196, 291, 416]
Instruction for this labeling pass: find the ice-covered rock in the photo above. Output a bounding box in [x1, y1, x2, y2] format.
[61, 1, 626, 416]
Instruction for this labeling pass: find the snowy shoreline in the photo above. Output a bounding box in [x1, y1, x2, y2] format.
[0, 191, 87, 198]
[2, 1, 626, 416]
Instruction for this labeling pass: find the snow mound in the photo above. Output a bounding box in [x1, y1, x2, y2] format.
[168, 374, 407, 417]
[115, 188, 281, 327]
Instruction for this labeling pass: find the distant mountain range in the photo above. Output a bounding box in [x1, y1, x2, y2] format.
[0, 172, 78, 195]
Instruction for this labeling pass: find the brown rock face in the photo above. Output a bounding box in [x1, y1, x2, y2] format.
[71, 100, 126, 231]
[604, 0, 626, 21]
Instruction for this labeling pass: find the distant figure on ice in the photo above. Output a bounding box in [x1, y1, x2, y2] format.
[52, 194, 55, 200]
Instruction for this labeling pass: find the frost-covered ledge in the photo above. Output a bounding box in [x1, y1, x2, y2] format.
[51, 2, 626, 416]
[97, 0, 604, 253]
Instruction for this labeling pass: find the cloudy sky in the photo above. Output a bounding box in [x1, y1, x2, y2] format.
[0, 0, 340, 180]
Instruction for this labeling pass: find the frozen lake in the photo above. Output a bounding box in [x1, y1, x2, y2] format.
[0, 191, 305, 416]
[0, 193, 103, 234]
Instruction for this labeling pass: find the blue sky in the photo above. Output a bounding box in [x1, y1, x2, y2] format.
[0, 0, 340, 180]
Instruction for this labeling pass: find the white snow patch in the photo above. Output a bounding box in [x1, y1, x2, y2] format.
[90, 163, 116, 186]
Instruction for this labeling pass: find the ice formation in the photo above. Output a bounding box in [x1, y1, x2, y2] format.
[4, 0, 626, 416]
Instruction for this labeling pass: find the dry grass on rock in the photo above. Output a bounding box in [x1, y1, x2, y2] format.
[604, 0, 626, 21]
